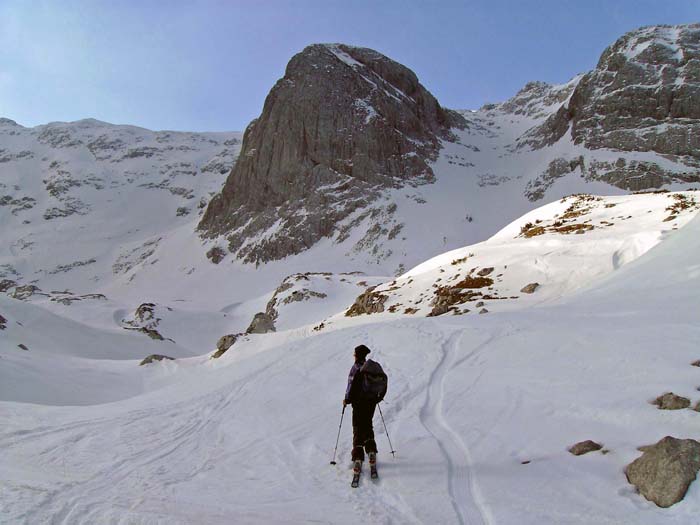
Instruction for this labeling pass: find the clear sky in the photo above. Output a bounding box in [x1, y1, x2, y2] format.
[1, 0, 697, 131]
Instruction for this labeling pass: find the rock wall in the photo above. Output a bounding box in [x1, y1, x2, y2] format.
[199, 44, 465, 264]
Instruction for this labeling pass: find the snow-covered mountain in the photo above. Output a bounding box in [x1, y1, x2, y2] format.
[0, 117, 241, 298]
[2, 22, 700, 524]
[2, 24, 698, 311]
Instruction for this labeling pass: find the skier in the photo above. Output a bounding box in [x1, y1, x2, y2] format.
[343, 344, 387, 486]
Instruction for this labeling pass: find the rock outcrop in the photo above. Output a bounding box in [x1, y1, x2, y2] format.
[246, 312, 275, 334]
[523, 24, 700, 192]
[346, 286, 388, 316]
[199, 43, 465, 263]
[211, 334, 242, 359]
[626, 436, 700, 507]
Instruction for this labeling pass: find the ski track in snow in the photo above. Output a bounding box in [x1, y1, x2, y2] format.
[418, 329, 489, 525]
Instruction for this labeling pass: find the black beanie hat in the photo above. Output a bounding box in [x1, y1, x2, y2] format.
[354, 344, 371, 359]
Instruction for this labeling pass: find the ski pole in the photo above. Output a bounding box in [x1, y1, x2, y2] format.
[330, 405, 346, 465]
[377, 404, 396, 459]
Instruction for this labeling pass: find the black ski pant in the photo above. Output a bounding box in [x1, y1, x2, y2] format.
[351, 401, 377, 461]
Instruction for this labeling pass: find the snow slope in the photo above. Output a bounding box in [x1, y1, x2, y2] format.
[332, 191, 700, 319]
[2, 192, 700, 524]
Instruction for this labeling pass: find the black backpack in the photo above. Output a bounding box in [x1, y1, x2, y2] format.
[358, 359, 388, 402]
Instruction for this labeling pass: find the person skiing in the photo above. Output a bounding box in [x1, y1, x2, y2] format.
[343, 344, 387, 485]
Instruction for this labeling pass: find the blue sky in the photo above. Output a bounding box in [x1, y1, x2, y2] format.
[1, 0, 697, 131]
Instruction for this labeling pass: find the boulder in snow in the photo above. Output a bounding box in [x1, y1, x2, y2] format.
[520, 282, 540, 294]
[477, 267, 495, 277]
[139, 354, 175, 366]
[568, 440, 603, 456]
[691, 360, 700, 367]
[17, 343, 28, 351]
[626, 436, 700, 508]
[246, 312, 275, 334]
[653, 392, 691, 410]
[0, 314, 6, 330]
[216, 334, 238, 352]
[212, 334, 240, 359]
[206, 246, 226, 264]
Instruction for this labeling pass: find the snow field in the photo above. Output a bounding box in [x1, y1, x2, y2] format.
[2, 213, 700, 523]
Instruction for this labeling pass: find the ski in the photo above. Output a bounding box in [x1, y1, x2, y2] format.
[351, 460, 362, 488]
[369, 453, 378, 480]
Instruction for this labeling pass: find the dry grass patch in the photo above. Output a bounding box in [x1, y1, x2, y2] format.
[664, 193, 698, 221]
[454, 276, 494, 289]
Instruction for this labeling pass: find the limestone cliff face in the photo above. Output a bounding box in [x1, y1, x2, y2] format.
[521, 24, 700, 192]
[199, 44, 464, 264]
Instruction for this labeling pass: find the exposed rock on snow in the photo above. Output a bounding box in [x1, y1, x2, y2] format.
[128, 327, 165, 341]
[139, 354, 175, 366]
[134, 303, 157, 324]
[17, 344, 28, 351]
[121, 303, 174, 341]
[246, 312, 275, 334]
[653, 392, 691, 410]
[206, 246, 226, 264]
[346, 286, 388, 316]
[0, 313, 6, 330]
[212, 334, 242, 359]
[198, 43, 465, 263]
[216, 334, 237, 352]
[520, 283, 540, 294]
[9, 284, 42, 300]
[626, 436, 700, 508]
[568, 440, 603, 456]
[0, 279, 17, 292]
[691, 360, 700, 367]
[48, 291, 107, 306]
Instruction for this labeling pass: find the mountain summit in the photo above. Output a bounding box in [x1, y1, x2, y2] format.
[198, 43, 465, 263]
[523, 23, 700, 189]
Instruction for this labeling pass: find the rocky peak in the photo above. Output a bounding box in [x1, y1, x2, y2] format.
[198, 43, 464, 264]
[0, 118, 20, 127]
[517, 23, 700, 194]
[494, 80, 578, 119]
[526, 24, 700, 155]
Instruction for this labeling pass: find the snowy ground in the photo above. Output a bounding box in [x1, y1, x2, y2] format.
[2, 193, 699, 524]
